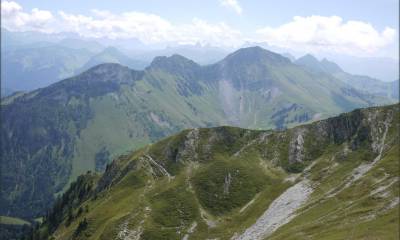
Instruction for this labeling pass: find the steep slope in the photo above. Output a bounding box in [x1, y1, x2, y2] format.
[213, 47, 390, 129]
[30, 104, 399, 240]
[295, 54, 399, 100]
[0, 62, 225, 220]
[1, 47, 393, 222]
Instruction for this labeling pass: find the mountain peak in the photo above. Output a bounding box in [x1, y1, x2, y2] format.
[297, 54, 319, 63]
[99, 46, 123, 55]
[222, 46, 291, 65]
[295, 54, 343, 74]
[148, 54, 199, 72]
[78, 62, 141, 83]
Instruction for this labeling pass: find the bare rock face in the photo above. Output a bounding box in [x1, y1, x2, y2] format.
[288, 129, 306, 164]
[176, 128, 200, 162]
[366, 109, 394, 154]
[223, 172, 232, 195]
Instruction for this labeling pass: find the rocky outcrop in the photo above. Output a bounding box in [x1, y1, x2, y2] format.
[288, 129, 306, 164]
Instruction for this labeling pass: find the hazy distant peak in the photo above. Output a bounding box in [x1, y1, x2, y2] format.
[93, 46, 129, 58]
[297, 54, 319, 63]
[320, 58, 343, 73]
[295, 54, 343, 74]
[57, 38, 104, 53]
[281, 52, 296, 62]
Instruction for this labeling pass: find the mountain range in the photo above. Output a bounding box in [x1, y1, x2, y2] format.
[0, 46, 396, 227]
[1, 36, 149, 95]
[3, 28, 398, 98]
[27, 103, 399, 240]
[1, 28, 227, 95]
[294, 54, 399, 99]
[243, 41, 399, 82]
[78, 47, 148, 73]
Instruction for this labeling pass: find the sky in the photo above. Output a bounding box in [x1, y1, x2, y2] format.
[1, 0, 399, 58]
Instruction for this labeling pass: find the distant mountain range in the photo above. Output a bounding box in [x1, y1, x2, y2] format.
[1, 29, 151, 95]
[241, 41, 399, 82]
[3, 28, 398, 100]
[78, 47, 148, 73]
[1, 29, 231, 96]
[126, 44, 229, 65]
[1, 46, 396, 223]
[1, 45, 94, 92]
[294, 54, 399, 100]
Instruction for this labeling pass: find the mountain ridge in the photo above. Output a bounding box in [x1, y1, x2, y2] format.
[29, 103, 399, 240]
[295, 53, 399, 100]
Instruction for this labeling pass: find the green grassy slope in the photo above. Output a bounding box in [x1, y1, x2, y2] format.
[268, 145, 399, 240]
[29, 104, 399, 240]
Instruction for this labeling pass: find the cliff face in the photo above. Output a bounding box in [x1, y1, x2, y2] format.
[30, 104, 399, 240]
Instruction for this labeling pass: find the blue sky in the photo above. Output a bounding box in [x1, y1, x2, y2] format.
[2, 0, 399, 58]
[12, 0, 398, 30]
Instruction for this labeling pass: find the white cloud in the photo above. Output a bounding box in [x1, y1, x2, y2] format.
[58, 10, 174, 42]
[256, 15, 396, 56]
[219, 0, 242, 15]
[56, 10, 243, 47]
[175, 18, 243, 46]
[1, 1, 396, 57]
[0, 1, 243, 47]
[1, 1, 53, 32]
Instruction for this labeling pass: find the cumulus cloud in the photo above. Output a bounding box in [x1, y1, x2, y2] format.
[1, 1, 53, 32]
[256, 15, 396, 56]
[0, 1, 243, 47]
[57, 11, 243, 47]
[58, 10, 174, 42]
[1, 1, 396, 57]
[219, 0, 242, 15]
